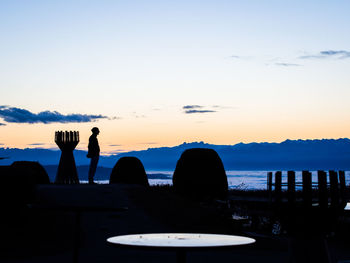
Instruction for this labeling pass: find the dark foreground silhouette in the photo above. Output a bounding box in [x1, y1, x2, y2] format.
[173, 148, 228, 199]
[0, 161, 49, 208]
[109, 156, 149, 186]
[0, 148, 350, 263]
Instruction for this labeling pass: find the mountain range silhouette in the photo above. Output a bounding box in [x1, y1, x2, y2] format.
[1, 138, 350, 170]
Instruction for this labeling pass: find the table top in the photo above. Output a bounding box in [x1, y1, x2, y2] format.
[345, 203, 350, 211]
[107, 233, 255, 249]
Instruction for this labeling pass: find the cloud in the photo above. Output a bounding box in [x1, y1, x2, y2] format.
[185, 110, 216, 114]
[320, 50, 350, 57]
[109, 144, 123, 147]
[275, 63, 301, 67]
[28, 143, 46, 146]
[299, 50, 350, 60]
[212, 105, 237, 110]
[109, 116, 121, 120]
[0, 106, 108, 124]
[138, 142, 158, 145]
[182, 105, 222, 114]
[0, 123, 6, 126]
[131, 112, 146, 118]
[183, 105, 203, 110]
[104, 150, 128, 154]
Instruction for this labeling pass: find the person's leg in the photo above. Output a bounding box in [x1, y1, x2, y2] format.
[88, 156, 99, 184]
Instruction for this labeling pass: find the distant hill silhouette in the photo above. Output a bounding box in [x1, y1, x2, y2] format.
[1, 138, 350, 170]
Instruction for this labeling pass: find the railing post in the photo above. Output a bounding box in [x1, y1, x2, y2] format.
[318, 170, 328, 209]
[302, 170, 312, 208]
[329, 170, 339, 208]
[267, 172, 273, 203]
[339, 171, 346, 208]
[287, 171, 296, 206]
[275, 171, 282, 205]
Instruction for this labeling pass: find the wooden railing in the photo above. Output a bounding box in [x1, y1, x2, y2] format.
[267, 170, 348, 209]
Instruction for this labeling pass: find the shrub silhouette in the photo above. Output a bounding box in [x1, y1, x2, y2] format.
[109, 157, 149, 186]
[173, 148, 228, 199]
[11, 161, 50, 184]
[0, 161, 49, 208]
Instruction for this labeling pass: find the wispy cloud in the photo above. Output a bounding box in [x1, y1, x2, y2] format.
[320, 50, 350, 57]
[185, 110, 216, 114]
[103, 149, 128, 155]
[0, 123, 6, 126]
[183, 105, 203, 109]
[299, 50, 350, 60]
[275, 62, 301, 67]
[109, 116, 121, 120]
[109, 144, 123, 147]
[28, 143, 46, 146]
[0, 106, 109, 124]
[131, 112, 146, 118]
[182, 105, 219, 114]
[212, 105, 237, 110]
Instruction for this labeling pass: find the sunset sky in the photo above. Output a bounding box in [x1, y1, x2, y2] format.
[1, 1, 350, 154]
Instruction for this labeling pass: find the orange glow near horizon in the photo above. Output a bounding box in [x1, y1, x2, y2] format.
[1, 115, 350, 155]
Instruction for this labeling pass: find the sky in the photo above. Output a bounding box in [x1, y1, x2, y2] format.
[0, 0, 350, 154]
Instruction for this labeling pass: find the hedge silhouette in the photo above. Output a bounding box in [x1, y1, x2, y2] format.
[0, 161, 49, 208]
[11, 161, 50, 184]
[173, 148, 228, 199]
[109, 157, 149, 186]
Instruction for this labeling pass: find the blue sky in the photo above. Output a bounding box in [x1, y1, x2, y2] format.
[1, 1, 350, 153]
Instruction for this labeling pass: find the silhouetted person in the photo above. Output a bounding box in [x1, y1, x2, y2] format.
[87, 127, 100, 184]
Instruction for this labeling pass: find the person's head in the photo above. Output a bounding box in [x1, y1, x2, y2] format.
[91, 127, 100, 135]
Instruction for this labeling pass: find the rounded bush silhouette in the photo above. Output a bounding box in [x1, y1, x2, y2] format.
[173, 148, 228, 199]
[0, 162, 49, 208]
[11, 161, 50, 184]
[109, 157, 149, 186]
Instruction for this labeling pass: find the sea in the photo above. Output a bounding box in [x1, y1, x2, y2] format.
[83, 170, 350, 190]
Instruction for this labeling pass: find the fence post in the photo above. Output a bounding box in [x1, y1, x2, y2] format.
[318, 170, 328, 209]
[267, 172, 273, 203]
[275, 171, 282, 205]
[302, 170, 312, 208]
[329, 170, 340, 208]
[339, 171, 346, 208]
[287, 171, 296, 206]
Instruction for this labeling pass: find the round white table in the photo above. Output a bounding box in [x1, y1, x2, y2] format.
[345, 202, 350, 211]
[107, 233, 255, 263]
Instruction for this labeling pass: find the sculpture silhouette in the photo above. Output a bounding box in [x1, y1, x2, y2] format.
[55, 131, 80, 184]
[109, 157, 149, 186]
[173, 148, 228, 199]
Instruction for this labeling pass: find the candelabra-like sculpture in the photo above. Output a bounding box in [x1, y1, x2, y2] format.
[55, 131, 80, 184]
